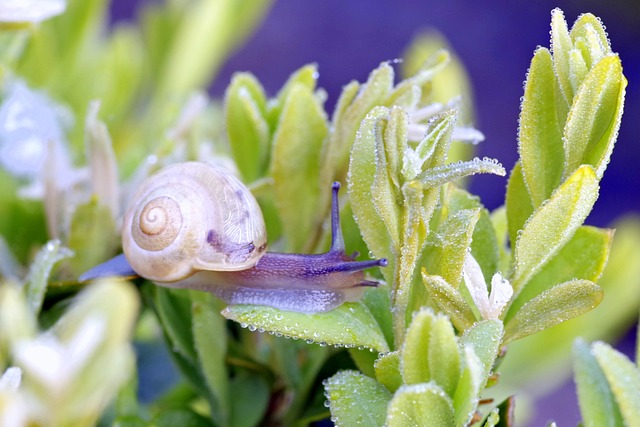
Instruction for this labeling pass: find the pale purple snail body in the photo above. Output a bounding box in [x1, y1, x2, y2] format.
[80, 162, 387, 313]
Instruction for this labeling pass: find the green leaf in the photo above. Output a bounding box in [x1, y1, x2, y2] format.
[361, 284, 394, 351]
[471, 206, 501, 284]
[401, 308, 435, 384]
[349, 347, 378, 378]
[573, 339, 623, 427]
[153, 409, 214, 427]
[391, 48, 450, 107]
[550, 8, 575, 104]
[229, 373, 270, 427]
[387, 383, 455, 427]
[428, 315, 460, 397]
[569, 13, 610, 68]
[224, 72, 270, 182]
[25, 240, 73, 314]
[518, 47, 566, 207]
[452, 346, 483, 427]
[512, 165, 599, 292]
[374, 351, 402, 393]
[156, 0, 272, 96]
[409, 111, 456, 175]
[331, 62, 394, 181]
[269, 63, 318, 125]
[271, 83, 328, 252]
[503, 279, 603, 344]
[562, 55, 625, 180]
[459, 320, 503, 385]
[372, 106, 406, 248]
[222, 301, 389, 352]
[421, 273, 477, 332]
[65, 198, 119, 278]
[418, 158, 505, 191]
[505, 162, 534, 249]
[0, 171, 47, 264]
[490, 206, 511, 275]
[154, 287, 198, 365]
[424, 207, 480, 287]
[348, 106, 396, 282]
[482, 408, 500, 427]
[191, 292, 229, 427]
[443, 186, 500, 284]
[497, 218, 640, 386]
[325, 370, 391, 427]
[592, 341, 640, 425]
[506, 226, 612, 320]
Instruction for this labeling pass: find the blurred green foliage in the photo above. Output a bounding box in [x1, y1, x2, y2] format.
[0, 2, 638, 426]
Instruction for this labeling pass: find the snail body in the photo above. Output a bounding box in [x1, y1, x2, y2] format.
[81, 162, 386, 313]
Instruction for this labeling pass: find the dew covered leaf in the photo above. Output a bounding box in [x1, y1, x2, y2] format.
[573, 339, 623, 427]
[505, 162, 534, 249]
[271, 82, 328, 252]
[452, 346, 483, 427]
[445, 186, 500, 284]
[324, 370, 391, 427]
[562, 55, 625, 180]
[512, 165, 599, 292]
[428, 315, 460, 397]
[506, 226, 612, 320]
[374, 351, 402, 393]
[518, 47, 566, 207]
[387, 383, 455, 427]
[459, 320, 503, 385]
[372, 106, 406, 248]
[417, 157, 505, 190]
[222, 301, 389, 352]
[569, 13, 610, 69]
[503, 279, 603, 344]
[421, 272, 477, 332]
[551, 8, 574, 103]
[331, 62, 394, 180]
[348, 106, 396, 282]
[424, 207, 480, 287]
[411, 110, 456, 174]
[592, 341, 640, 425]
[401, 308, 435, 384]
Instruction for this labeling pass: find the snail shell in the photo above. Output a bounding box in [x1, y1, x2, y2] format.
[122, 162, 267, 282]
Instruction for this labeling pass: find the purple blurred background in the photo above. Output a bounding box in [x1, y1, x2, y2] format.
[111, 1, 640, 425]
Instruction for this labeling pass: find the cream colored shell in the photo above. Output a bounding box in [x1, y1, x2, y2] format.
[122, 162, 267, 282]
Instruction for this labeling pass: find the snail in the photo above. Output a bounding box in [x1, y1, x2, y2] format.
[80, 162, 387, 313]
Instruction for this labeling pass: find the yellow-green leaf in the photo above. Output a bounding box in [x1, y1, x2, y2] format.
[325, 370, 391, 427]
[518, 47, 566, 207]
[512, 165, 599, 292]
[421, 272, 477, 332]
[271, 83, 328, 252]
[222, 301, 389, 353]
[504, 279, 603, 344]
[387, 383, 455, 427]
[573, 339, 623, 427]
[563, 55, 626, 180]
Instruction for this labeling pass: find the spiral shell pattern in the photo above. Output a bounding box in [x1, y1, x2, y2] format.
[123, 162, 267, 282]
